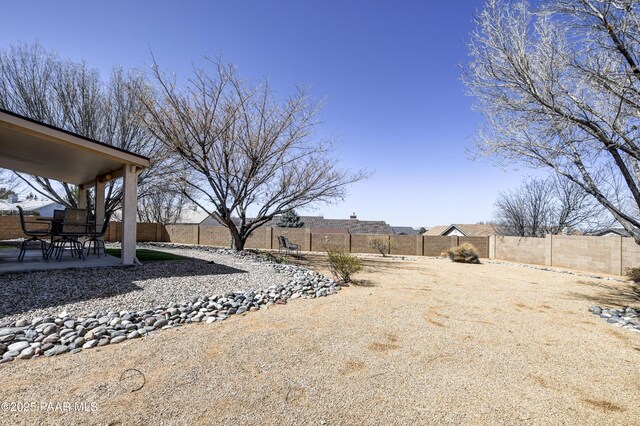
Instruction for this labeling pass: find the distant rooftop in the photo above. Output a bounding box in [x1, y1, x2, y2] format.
[424, 224, 497, 237]
[201, 213, 393, 234]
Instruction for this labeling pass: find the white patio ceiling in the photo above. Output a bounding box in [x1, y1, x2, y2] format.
[0, 109, 149, 187]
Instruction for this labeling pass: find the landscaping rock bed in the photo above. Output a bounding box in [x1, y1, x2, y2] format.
[0, 247, 339, 363]
[589, 306, 640, 332]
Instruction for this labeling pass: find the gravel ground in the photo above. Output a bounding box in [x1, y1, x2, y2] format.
[0, 246, 288, 323]
[0, 254, 639, 424]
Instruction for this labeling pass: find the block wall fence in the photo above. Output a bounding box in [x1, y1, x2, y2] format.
[2, 215, 640, 275]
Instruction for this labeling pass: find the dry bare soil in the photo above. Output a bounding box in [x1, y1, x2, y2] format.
[1, 255, 639, 425]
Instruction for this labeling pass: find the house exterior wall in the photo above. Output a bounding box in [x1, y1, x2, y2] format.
[36, 203, 66, 218]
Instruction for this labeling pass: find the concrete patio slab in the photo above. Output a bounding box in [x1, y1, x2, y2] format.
[0, 247, 122, 274]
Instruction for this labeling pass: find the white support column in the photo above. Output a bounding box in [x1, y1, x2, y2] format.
[95, 178, 106, 231]
[121, 164, 138, 265]
[78, 188, 87, 209]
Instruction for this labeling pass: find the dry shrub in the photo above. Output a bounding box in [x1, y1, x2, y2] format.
[446, 243, 480, 264]
[327, 248, 362, 283]
[626, 267, 640, 282]
[368, 236, 389, 257]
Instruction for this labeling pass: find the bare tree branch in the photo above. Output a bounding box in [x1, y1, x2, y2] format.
[465, 0, 640, 243]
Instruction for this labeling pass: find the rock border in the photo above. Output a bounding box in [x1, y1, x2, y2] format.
[588, 306, 640, 333]
[0, 247, 340, 364]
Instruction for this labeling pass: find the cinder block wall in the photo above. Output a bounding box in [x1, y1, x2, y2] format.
[200, 226, 231, 247]
[311, 232, 349, 252]
[164, 224, 199, 244]
[243, 228, 267, 249]
[551, 235, 622, 275]
[459, 236, 490, 258]
[622, 238, 640, 273]
[0, 215, 27, 239]
[18, 212, 640, 276]
[390, 235, 417, 255]
[351, 234, 386, 254]
[493, 236, 546, 265]
[491, 234, 640, 275]
[423, 236, 458, 256]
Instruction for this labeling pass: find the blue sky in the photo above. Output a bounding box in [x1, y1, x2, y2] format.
[0, 0, 535, 227]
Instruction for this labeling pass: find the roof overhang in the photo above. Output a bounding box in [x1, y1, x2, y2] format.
[0, 109, 150, 188]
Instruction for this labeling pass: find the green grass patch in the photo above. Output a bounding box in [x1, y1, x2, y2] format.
[106, 248, 189, 261]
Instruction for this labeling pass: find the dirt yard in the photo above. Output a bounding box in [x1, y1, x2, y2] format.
[0, 254, 638, 425]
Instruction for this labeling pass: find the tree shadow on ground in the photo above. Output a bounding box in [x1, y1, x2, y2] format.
[352, 279, 376, 287]
[0, 259, 247, 319]
[565, 280, 640, 307]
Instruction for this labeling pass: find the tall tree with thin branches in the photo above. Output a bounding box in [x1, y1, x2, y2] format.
[494, 176, 614, 236]
[138, 58, 366, 250]
[465, 0, 640, 244]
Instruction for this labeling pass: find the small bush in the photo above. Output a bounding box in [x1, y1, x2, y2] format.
[327, 248, 362, 283]
[446, 243, 480, 264]
[626, 267, 640, 282]
[368, 236, 389, 257]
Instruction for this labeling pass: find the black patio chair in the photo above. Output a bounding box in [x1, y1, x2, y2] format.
[277, 235, 287, 254]
[45, 209, 66, 258]
[83, 211, 112, 257]
[17, 205, 52, 261]
[50, 208, 90, 261]
[281, 236, 301, 256]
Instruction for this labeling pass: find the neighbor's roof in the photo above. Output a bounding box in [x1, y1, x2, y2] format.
[174, 206, 210, 224]
[0, 199, 63, 213]
[424, 224, 497, 237]
[391, 226, 419, 235]
[201, 215, 393, 234]
[423, 225, 450, 236]
[0, 108, 150, 187]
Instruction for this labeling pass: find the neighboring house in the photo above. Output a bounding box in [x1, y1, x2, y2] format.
[174, 205, 209, 224]
[391, 226, 420, 236]
[423, 224, 497, 237]
[593, 228, 631, 237]
[0, 194, 65, 217]
[201, 212, 393, 234]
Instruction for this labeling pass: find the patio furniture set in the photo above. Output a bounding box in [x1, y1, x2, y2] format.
[17, 206, 111, 261]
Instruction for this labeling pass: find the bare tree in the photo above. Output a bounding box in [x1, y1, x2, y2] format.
[0, 43, 173, 214]
[465, 0, 640, 244]
[368, 235, 389, 257]
[494, 176, 614, 236]
[0, 168, 19, 199]
[138, 58, 366, 250]
[137, 191, 187, 224]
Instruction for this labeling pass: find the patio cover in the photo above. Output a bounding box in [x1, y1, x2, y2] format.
[0, 108, 150, 265]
